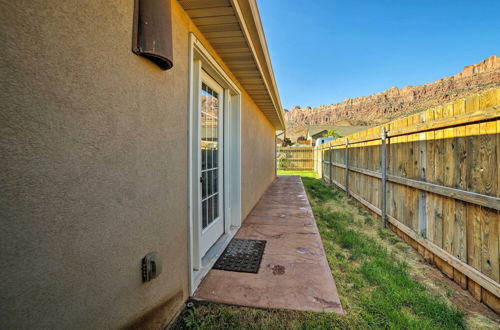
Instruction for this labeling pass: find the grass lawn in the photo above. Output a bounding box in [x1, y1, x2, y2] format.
[277, 170, 318, 178]
[172, 171, 490, 329]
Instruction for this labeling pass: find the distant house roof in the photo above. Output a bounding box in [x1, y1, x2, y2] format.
[306, 125, 370, 139]
[315, 137, 334, 146]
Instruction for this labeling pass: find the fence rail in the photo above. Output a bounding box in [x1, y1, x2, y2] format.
[312, 87, 500, 312]
[277, 146, 314, 170]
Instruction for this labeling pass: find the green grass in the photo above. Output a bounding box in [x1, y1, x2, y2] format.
[173, 171, 465, 329]
[277, 170, 317, 178]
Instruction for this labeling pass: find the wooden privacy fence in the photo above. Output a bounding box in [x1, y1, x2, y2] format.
[277, 146, 314, 170]
[313, 87, 500, 312]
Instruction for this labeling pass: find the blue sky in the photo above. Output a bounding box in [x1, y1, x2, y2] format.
[256, 0, 500, 109]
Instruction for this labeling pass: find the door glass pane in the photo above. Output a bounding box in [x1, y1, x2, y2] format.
[201, 81, 220, 229]
[202, 171, 207, 199]
[213, 194, 219, 219]
[207, 196, 214, 225]
[202, 200, 207, 228]
[201, 84, 208, 170]
[213, 170, 218, 196]
[207, 171, 213, 196]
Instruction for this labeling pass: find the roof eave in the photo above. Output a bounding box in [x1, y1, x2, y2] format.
[180, 0, 285, 130]
[235, 0, 285, 129]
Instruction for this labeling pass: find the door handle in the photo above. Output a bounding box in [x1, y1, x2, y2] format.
[200, 176, 205, 184]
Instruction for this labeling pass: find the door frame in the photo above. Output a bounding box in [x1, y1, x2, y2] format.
[188, 33, 242, 295]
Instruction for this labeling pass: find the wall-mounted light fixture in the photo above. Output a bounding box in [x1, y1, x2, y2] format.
[132, 0, 174, 70]
[142, 252, 162, 282]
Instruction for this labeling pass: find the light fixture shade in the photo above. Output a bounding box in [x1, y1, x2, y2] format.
[132, 0, 174, 70]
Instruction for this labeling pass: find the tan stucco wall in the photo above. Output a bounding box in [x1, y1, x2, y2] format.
[0, 0, 276, 329]
[241, 95, 277, 218]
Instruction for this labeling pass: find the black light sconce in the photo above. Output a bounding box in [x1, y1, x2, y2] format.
[132, 0, 174, 70]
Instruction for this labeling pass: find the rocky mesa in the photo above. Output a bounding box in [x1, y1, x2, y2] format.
[285, 55, 500, 130]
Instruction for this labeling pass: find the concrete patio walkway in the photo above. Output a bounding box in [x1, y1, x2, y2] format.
[193, 176, 343, 314]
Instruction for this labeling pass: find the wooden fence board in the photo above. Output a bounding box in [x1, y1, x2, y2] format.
[452, 124, 468, 287]
[418, 132, 427, 236]
[409, 130, 419, 231]
[393, 126, 401, 225]
[466, 94, 480, 113]
[434, 128, 444, 247]
[480, 89, 497, 109]
[426, 129, 435, 243]
[479, 121, 497, 197]
[443, 127, 455, 255]
[479, 121, 499, 283]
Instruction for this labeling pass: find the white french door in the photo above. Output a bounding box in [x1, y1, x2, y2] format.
[189, 34, 242, 293]
[199, 71, 224, 257]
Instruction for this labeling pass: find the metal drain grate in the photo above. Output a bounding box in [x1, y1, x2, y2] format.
[213, 238, 266, 273]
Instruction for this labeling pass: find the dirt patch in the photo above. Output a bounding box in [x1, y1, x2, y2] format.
[405, 251, 500, 329]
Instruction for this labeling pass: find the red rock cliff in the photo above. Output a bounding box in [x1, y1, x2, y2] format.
[285, 55, 500, 129]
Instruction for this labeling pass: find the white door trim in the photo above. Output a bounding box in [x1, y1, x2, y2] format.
[187, 33, 242, 295]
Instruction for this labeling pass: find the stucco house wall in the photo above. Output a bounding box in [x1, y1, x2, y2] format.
[241, 96, 277, 218]
[0, 0, 277, 329]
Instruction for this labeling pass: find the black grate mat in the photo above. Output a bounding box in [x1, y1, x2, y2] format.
[213, 238, 266, 273]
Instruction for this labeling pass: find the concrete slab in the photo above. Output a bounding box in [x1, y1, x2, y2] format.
[193, 176, 343, 314]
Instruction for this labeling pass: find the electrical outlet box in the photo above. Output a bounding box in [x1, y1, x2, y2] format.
[142, 252, 161, 282]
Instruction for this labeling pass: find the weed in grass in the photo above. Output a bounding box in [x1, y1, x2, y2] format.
[395, 242, 409, 252]
[377, 228, 397, 243]
[446, 288, 454, 298]
[388, 236, 399, 245]
[363, 216, 374, 225]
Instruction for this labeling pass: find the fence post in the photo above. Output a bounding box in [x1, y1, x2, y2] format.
[345, 138, 349, 196]
[329, 145, 333, 184]
[313, 147, 316, 173]
[380, 127, 387, 228]
[313, 147, 316, 172]
[320, 145, 324, 181]
[324, 145, 327, 182]
[316, 148, 319, 173]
